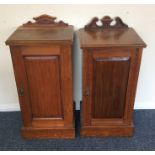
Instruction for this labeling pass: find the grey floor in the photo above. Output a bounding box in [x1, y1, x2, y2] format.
[0, 110, 155, 151]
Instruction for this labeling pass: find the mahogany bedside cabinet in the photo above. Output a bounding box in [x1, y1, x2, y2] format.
[78, 16, 146, 137]
[6, 14, 75, 139]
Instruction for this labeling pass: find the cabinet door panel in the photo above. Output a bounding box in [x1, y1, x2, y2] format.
[16, 46, 69, 128]
[82, 49, 133, 126]
[24, 56, 63, 119]
[92, 57, 130, 119]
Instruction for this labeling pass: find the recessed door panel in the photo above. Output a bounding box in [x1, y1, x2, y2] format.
[24, 56, 63, 119]
[92, 57, 130, 119]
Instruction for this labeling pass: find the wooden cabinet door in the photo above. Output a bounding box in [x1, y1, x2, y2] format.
[11, 45, 73, 128]
[82, 48, 137, 126]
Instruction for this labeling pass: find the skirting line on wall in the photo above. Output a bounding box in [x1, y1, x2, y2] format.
[0, 103, 20, 111]
[0, 102, 154, 111]
[134, 102, 155, 109]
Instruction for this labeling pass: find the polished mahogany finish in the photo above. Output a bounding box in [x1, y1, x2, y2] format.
[78, 16, 146, 137]
[92, 57, 130, 119]
[6, 15, 75, 139]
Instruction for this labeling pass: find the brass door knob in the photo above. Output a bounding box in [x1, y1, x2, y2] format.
[85, 89, 90, 96]
[18, 83, 24, 97]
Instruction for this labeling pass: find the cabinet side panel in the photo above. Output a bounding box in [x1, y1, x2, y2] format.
[60, 45, 74, 127]
[92, 57, 130, 119]
[24, 56, 63, 118]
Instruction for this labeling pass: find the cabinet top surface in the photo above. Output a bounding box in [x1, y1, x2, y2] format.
[78, 28, 146, 48]
[78, 16, 146, 48]
[6, 26, 74, 45]
[5, 14, 74, 45]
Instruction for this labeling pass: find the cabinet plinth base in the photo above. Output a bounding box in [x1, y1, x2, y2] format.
[80, 124, 134, 137]
[21, 127, 75, 139]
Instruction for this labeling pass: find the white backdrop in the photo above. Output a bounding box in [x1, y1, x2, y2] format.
[0, 4, 155, 111]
